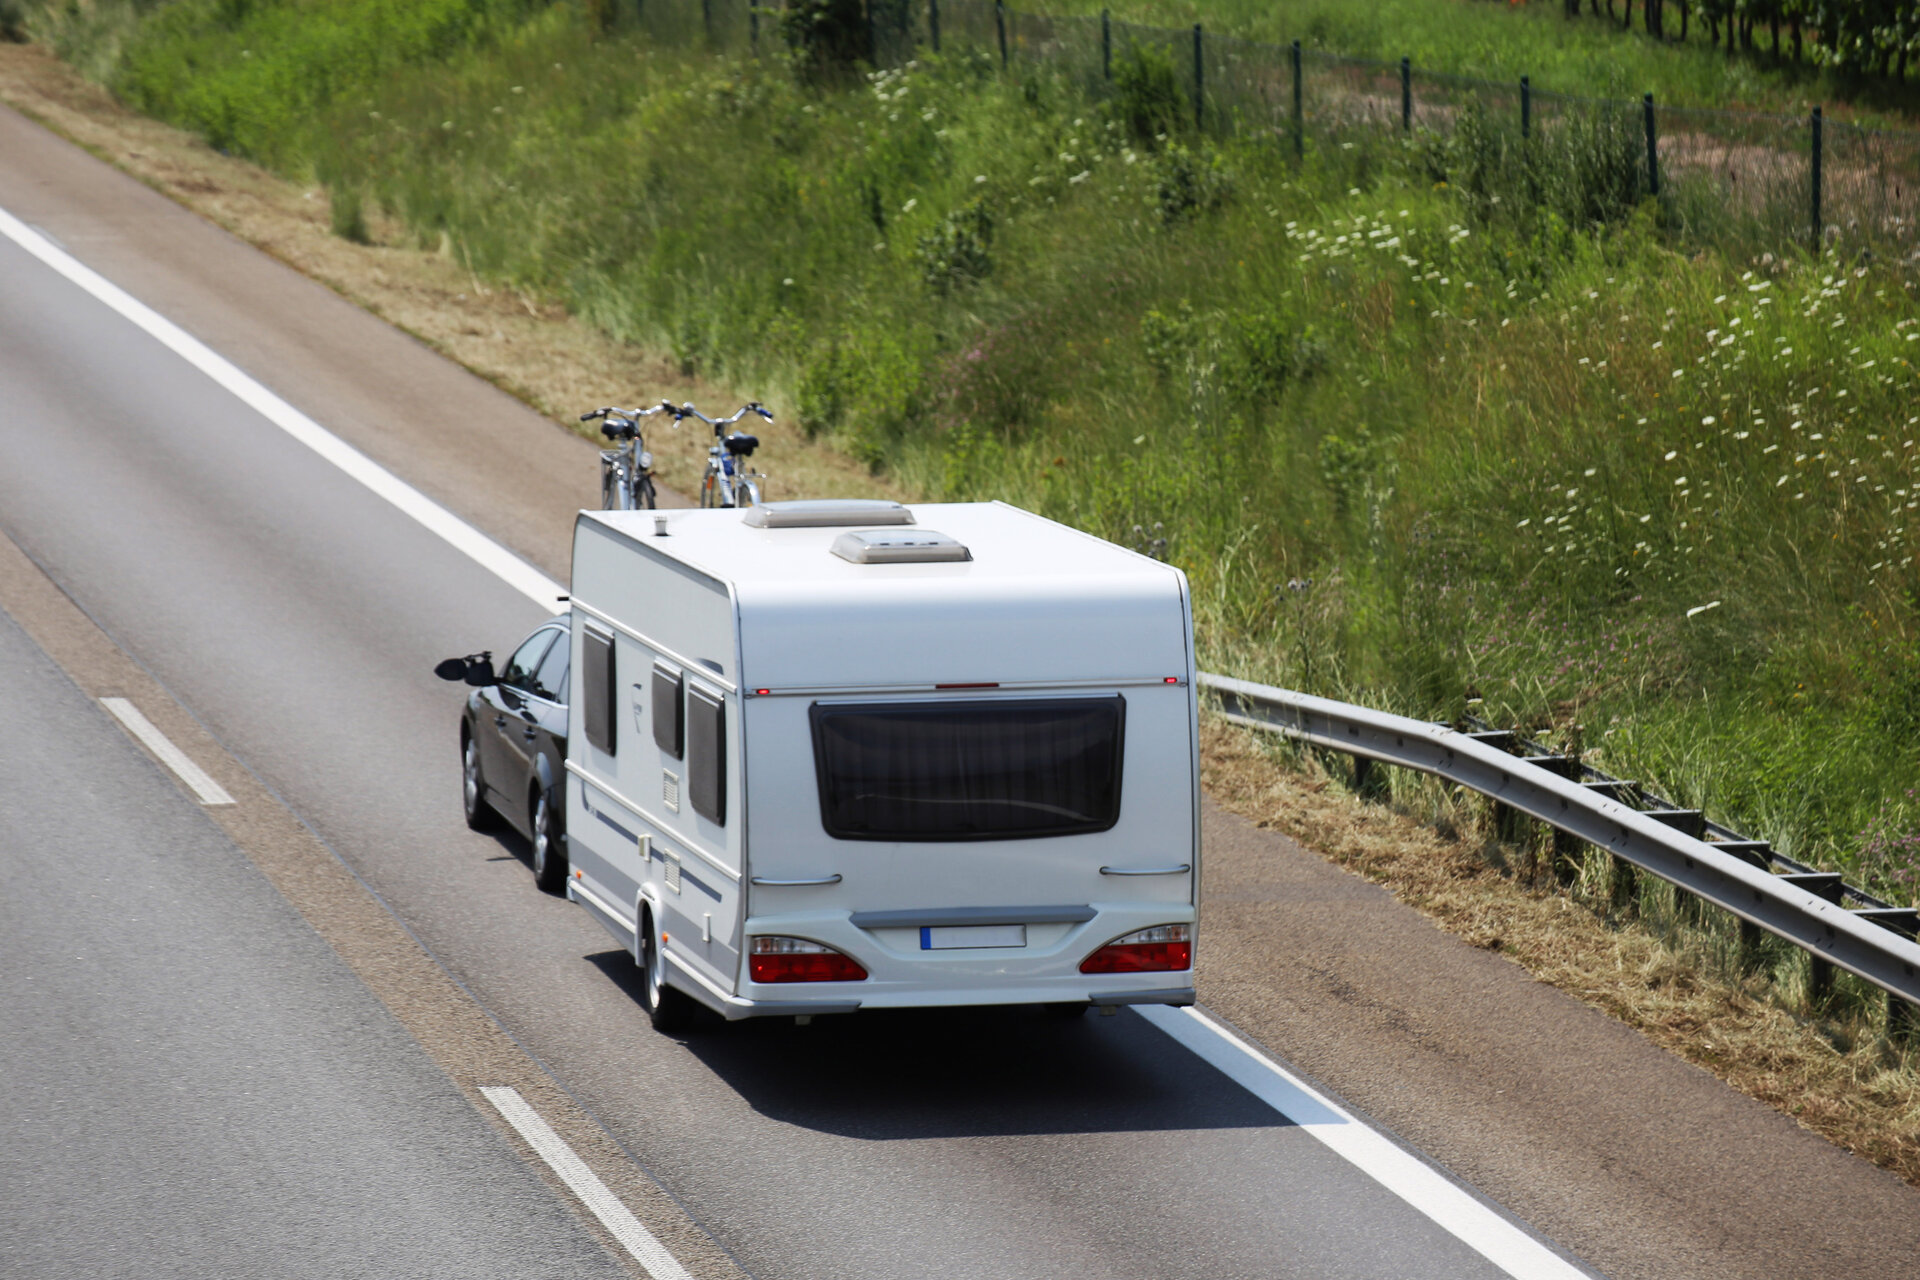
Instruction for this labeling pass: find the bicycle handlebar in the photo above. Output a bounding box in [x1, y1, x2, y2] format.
[671, 401, 775, 431]
[579, 400, 676, 423]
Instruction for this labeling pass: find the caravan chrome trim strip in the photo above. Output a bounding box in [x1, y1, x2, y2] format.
[566, 760, 742, 881]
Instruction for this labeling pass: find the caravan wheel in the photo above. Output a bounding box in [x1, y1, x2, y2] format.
[639, 911, 693, 1034]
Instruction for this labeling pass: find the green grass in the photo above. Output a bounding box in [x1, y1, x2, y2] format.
[22, 0, 1920, 906]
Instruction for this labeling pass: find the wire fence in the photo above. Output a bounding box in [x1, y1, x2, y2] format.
[630, 0, 1920, 264]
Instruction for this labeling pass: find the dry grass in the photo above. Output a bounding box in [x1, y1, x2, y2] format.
[1202, 715, 1920, 1187]
[0, 41, 907, 508]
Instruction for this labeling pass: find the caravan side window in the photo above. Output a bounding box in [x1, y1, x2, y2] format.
[651, 662, 684, 758]
[582, 627, 616, 754]
[687, 684, 726, 825]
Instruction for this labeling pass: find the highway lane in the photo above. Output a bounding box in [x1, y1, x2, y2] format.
[0, 214, 1546, 1275]
[0, 608, 630, 1280]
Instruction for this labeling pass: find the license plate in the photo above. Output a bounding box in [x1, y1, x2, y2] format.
[921, 924, 1026, 950]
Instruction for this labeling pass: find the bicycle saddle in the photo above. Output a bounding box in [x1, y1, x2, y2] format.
[724, 432, 759, 456]
[601, 420, 637, 440]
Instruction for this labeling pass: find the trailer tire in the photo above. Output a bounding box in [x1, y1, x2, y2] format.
[530, 784, 567, 895]
[462, 731, 500, 832]
[639, 910, 694, 1033]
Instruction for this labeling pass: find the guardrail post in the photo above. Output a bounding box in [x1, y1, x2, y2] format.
[1101, 9, 1110, 80]
[1891, 996, 1919, 1047]
[1352, 756, 1388, 801]
[1810, 105, 1824, 255]
[1193, 25, 1205, 131]
[1400, 56, 1411, 132]
[1643, 92, 1659, 197]
[995, 1, 1008, 69]
[929, 0, 939, 54]
[1292, 40, 1303, 161]
[1520, 75, 1531, 139]
[1610, 855, 1638, 915]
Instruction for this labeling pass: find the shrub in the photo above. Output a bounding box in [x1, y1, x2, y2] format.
[915, 199, 994, 294]
[1109, 40, 1185, 146]
[779, 0, 868, 81]
[1150, 143, 1230, 224]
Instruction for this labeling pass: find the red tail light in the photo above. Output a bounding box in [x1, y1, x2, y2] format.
[748, 936, 868, 983]
[1080, 924, 1192, 974]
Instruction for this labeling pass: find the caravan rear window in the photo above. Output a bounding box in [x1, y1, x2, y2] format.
[809, 697, 1124, 842]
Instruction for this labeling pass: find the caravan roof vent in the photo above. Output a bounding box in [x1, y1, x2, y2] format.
[744, 500, 915, 529]
[831, 529, 972, 565]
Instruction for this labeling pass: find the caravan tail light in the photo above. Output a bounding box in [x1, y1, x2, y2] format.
[1079, 924, 1192, 974]
[749, 936, 868, 983]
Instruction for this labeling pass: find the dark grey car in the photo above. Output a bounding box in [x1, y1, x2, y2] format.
[438, 616, 570, 893]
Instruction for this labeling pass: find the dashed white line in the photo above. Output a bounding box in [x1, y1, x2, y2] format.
[99, 697, 235, 806]
[1137, 1004, 1595, 1280]
[481, 1086, 693, 1280]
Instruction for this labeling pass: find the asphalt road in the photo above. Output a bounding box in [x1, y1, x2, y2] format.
[5, 96, 1919, 1280]
[0, 608, 629, 1280]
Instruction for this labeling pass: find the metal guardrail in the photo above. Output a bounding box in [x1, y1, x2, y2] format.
[1199, 673, 1920, 1017]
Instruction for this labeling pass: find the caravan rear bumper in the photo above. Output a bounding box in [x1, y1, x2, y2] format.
[710, 983, 1195, 1020]
[722, 903, 1197, 1015]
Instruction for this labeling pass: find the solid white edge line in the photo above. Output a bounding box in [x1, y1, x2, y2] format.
[99, 697, 235, 806]
[481, 1086, 694, 1280]
[1135, 1004, 1596, 1280]
[0, 194, 1590, 1280]
[0, 205, 566, 613]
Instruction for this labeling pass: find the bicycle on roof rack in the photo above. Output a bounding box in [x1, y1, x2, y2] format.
[579, 401, 675, 511]
[675, 401, 773, 509]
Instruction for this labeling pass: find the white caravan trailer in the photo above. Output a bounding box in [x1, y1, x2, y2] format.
[562, 499, 1198, 1028]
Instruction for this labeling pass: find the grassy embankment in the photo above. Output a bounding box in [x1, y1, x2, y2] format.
[1056, 0, 1920, 121]
[17, 2, 1920, 1002]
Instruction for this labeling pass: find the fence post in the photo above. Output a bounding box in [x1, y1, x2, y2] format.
[1192, 25, 1204, 131]
[995, 1, 1008, 69]
[1292, 40, 1303, 161]
[1101, 9, 1111, 80]
[1643, 92, 1659, 197]
[1400, 56, 1411, 131]
[1521, 75, 1531, 139]
[929, 0, 939, 54]
[700, 0, 711, 43]
[1810, 105, 1824, 255]
[750, 2, 759, 54]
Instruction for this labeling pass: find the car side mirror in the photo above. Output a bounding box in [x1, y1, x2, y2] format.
[434, 653, 497, 686]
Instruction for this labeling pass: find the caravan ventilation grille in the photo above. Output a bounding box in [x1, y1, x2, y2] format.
[831, 529, 972, 565]
[744, 499, 915, 529]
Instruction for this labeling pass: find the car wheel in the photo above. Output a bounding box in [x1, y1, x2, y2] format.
[530, 784, 567, 895]
[463, 731, 499, 832]
[639, 910, 693, 1033]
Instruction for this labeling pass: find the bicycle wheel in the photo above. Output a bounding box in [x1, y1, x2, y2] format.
[735, 477, 761, 508]
[635, 474, 657, 509]
[601, 460, 629, 511]
[700, 471, 721, 508]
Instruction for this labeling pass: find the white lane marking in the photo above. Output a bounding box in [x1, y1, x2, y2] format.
[99, 697, 235, 805]
[482, 1086, 694, 1280]
[1137, 1004, 1594, 1280]
[2, 196, 1586, 1278]
[0, 205, 565, 612]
